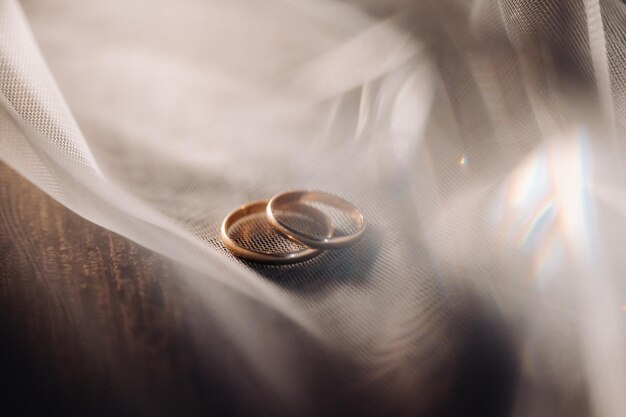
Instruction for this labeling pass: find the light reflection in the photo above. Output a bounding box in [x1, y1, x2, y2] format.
[492, 124, 626, 417]
[494, 125, 592, 286]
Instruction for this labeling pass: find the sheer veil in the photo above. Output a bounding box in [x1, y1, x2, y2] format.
[1, 0, 625, 415]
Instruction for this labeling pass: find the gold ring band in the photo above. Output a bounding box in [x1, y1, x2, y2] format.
[267, 190, 366, 249]
[221, 200, 328, 264]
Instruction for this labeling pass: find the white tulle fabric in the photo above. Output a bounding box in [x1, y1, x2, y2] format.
[1, 0, 625, 415]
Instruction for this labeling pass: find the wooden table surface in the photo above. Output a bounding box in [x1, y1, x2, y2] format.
[0, 162, 521, 417]
[0, 162, 250, 417]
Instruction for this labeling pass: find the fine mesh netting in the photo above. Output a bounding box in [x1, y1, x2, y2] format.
[1, 0, 626, 416]
[229, 209, 321, 255]
[271, 203, 334, 241]
[305, 201, 361, 237]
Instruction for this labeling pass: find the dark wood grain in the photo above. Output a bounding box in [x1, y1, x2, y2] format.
[0, 162, 245, 417]
[0, 162, 521, 417]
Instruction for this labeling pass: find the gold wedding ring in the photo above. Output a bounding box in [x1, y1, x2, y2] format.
[221, 199, 331, 264]
[221, 191, 365, 264]
[267, 190, 366, 249]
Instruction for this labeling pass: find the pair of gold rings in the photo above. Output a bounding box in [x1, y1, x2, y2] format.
[221, 190, 366, 264]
